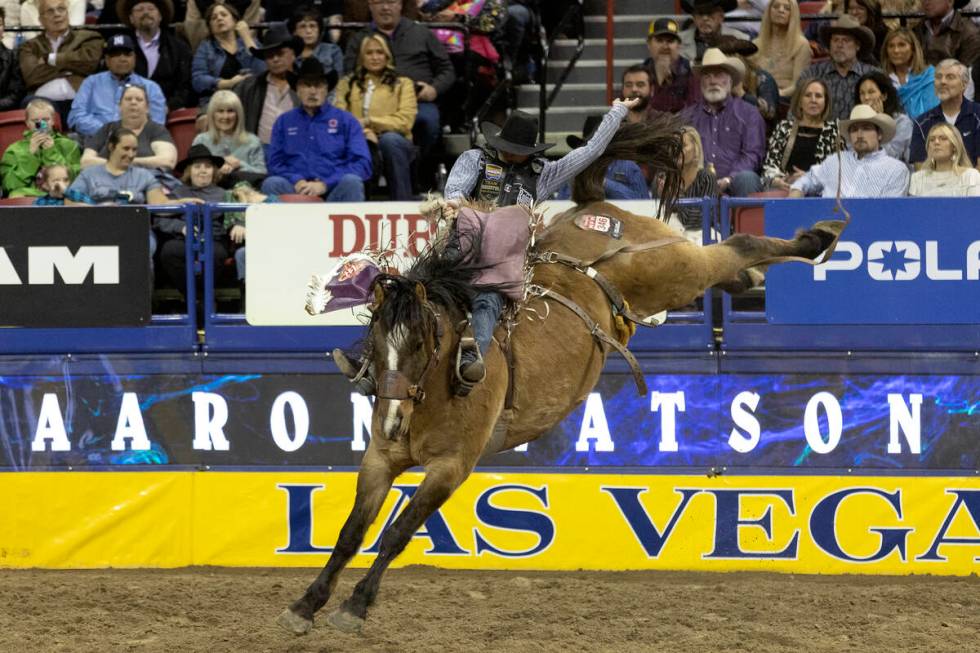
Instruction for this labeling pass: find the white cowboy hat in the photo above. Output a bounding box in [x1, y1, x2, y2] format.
[839, 104, 896, 144]
[699, 48, 743, 85]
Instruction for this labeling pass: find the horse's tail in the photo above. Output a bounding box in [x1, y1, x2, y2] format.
[571, 112, 684, 216]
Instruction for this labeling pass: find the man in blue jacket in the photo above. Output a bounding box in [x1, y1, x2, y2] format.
[261, 58, 372, 201]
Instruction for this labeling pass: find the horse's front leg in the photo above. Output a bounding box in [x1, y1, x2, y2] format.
[277, 444, 404, 635]
[326, 455, 472, 633]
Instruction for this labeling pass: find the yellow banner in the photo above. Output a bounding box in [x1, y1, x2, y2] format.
[2, 472, 979, 574]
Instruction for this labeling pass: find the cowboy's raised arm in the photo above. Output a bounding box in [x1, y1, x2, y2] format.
[535, 99, 634, 199]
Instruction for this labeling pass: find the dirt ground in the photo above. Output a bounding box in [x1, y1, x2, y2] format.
[0, 566, 976, 653]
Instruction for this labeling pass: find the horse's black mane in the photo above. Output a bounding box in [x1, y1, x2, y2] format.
[374, 228, 516, 330]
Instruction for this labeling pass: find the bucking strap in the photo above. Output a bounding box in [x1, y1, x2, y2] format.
[528, 284, 648, 396]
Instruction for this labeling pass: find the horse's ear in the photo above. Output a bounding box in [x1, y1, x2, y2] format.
[373, 281, 385, 307]
[414, 282, 427, 303]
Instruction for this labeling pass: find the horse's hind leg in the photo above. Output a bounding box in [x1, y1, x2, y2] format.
[327, 456, 471, 633]
[277, 445, 404, 635]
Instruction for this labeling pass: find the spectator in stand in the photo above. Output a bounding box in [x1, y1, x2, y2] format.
[119, 0, 196, 111]
[157, 144, 229, 298]
[81, 83, 176, 172]
[68, 127, 179, 204]
[19, 0, 103, 123]
[909, 122, 980, 195]
[847, 0, 886, 64]
[752, 0, 811, 100]
[233, 24, 299, 149]
[679, 0, 749, 65]
[503, 0, 535, 84]
[790, 103, 910, 197]
[914, 0, 980, 67]
[183, 0, 260, 51]
[643, 18, 700, 113]
[1, 97, 80, 197]
[191, 2, 264, 112]
[855, 72, 912, 160]
[681, 48, 766, 196]
[192, 89, 266, 187]
[763, 79, 840, 191]
[911, 59, 980, 166]
[344, 0, 454, 162]
[715, 36, 778, 124]
[800, 15, 879, 120]
[882, 28, 939, 120]
[290, 5, 343, 78]
[267, 0, 342, 29]
[262, 59, 372, 201]
[621, 64, 658, 124]
[68, 34, 168, 136]
[17, 0, 86, 35]
[0, 9, 24, 110]
[33, 163, 72, 205]
[334, 34, 417, 201]
[555, 115, 650, 200]
[660, 126, 715, 242]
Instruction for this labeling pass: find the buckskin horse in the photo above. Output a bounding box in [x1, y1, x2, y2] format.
[276, 117, 843, 636]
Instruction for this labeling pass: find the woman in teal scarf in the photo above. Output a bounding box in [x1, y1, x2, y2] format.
[882, 28, 939, 119]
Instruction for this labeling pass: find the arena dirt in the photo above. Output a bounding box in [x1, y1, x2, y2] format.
[0, 566, 976, 652]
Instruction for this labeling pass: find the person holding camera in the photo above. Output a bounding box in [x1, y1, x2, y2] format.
[0, 97, 80, 197]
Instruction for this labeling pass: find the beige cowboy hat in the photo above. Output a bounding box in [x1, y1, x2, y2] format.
[840, 104, 896, 143]
[699, 47, 743, 85]
[819, 14, 876, 53]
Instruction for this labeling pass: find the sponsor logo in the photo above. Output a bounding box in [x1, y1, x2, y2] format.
[0, 246, 119, 285]
[815, 240, 980, 281]
[484, 164, 503, 181]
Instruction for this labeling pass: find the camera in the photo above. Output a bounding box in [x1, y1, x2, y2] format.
[34, 119, 49, 132]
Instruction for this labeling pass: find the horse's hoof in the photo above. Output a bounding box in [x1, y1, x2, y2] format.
[276, 608, 313, 636]
[327, 608, 365, 634]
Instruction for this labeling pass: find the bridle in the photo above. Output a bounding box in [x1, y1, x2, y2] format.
[374, 301, 444, 404]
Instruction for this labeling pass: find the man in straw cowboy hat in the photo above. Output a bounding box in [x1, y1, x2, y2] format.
[789, 103, 909, 197]
[681, 47, 766, 196]
[799, 15, 879, 120]
[119, 0, 194, 110]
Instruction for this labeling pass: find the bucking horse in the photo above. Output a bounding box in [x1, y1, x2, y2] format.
[276, 115, 844, 635]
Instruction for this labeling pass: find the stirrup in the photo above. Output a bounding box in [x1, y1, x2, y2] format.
[453, 323, 485, 397]
[332, 348, 376, 396]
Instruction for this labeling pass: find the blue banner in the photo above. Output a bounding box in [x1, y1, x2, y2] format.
[765, 198, 980, 324]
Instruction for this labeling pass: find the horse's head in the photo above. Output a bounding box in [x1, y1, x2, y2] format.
[367, 276, 444, 441]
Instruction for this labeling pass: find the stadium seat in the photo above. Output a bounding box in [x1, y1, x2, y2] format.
[799, 1, 825, 28]
[0, 196, 37, 205]
[279, 194, 325, 203]
[0, 110, 62, 150]
[734, 190, 789, 236]
[166, 108, 199, 162]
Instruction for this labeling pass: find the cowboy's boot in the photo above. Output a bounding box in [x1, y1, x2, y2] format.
[332, 348, 376, 396]
[454, 327, 486, 397]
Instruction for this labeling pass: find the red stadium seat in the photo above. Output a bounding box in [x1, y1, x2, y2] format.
[734, 190, 788, 236]
[0, 109, 62, 151]
[0, 196, 38, 205]
[166, 108, 199, 162]
[279, 193, 325, 203]
[798, 1, 825, 29]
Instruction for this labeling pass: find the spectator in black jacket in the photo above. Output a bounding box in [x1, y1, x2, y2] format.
[0, 8, 25, 110]
[233, 23, 300, 149]
[344, 0, 454, 161]
[118, 0, 195, 110]
[911, 59, 980, 166]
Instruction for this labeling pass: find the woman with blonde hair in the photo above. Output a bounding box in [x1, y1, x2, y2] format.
[881, 28, 938, 119]
[909, 124, 980, 196]
[753, 0, 811, 99]
[191, 89, 266, 187]
[334, 33, 417, 200]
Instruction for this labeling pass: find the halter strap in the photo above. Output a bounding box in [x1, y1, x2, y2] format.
[375, 302, 444, 404]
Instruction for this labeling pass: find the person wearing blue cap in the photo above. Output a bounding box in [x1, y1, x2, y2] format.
[67, 32, 167, 136]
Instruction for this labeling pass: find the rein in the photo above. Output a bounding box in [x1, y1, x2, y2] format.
[375, 302, 445, 404]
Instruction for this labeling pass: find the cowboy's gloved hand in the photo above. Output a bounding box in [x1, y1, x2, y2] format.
[614, 97, 641, 110]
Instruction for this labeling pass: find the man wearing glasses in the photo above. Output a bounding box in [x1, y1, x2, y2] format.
[344, 0, 454, 166]
[19, 0, 103, 124]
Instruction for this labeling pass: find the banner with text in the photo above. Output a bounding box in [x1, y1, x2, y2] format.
[766, 198, 980, 324]
[4, 369, 978, 471]
[2, 471, 978, 574]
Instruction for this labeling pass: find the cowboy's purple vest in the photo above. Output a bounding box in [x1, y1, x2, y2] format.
[475, 148, 546, 210]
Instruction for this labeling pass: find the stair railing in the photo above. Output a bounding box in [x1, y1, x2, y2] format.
[537, 0, 587, 140]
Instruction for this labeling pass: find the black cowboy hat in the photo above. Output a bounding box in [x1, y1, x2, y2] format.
[713, 34, 759, 57]
[251, 23, 304, 59]
[481, 111, 554, 156]
[681, 0, 738, 15]
[295, 57, 339, 91]
[566, 114, 604, 149]
[116, 0, 174, 26]
[175, 143, 225, 176]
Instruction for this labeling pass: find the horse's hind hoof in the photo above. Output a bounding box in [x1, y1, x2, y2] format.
[276, 608, 313, 636]
[327, 608, 365, 634]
